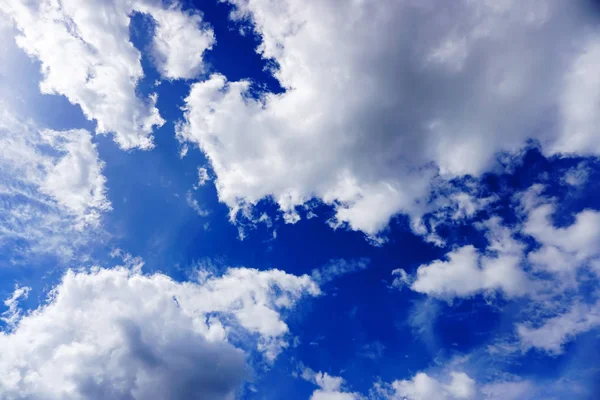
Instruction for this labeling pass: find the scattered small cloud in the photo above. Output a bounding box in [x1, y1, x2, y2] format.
[186, 191, 210, 217]
[311, 258, 370, 285]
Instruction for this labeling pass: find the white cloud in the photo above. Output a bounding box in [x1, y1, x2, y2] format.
[0, 285, 30, 329]
[400, 183, 600, 353]
[390, 268, 411, 289]
[410, 219, 529, 299]
[178, 0, 600, 237]
[304, 360, 578, 400]
[447, 193, 495, 222]
[109, 248, 145, 272]
[550, 39, 600, 156]
[190, 266, 320, 359]
[302, 370, 362, 400]
[0, 111, 110, 259]
[314, 368, 524, 400]
[390, 372, 541, 400]
[196, 167, 211, 187]
[390, 371, 476, 400]
[39, 129, 112, 228]
[522, 189, 600, 276]
[186, 191, 210, 217]
[149, 7, 215, 80]
[311, 258, 369, 285]
[2, 0, 213, 150]
[410, 246, 481, 298]
[415, 187, 499, 246]
[562, 162, 590, 187]
[517, 299, 600, 354]
[0, 265, 319, 399]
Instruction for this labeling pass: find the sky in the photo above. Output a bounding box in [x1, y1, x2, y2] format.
[1, 0, 600, 399]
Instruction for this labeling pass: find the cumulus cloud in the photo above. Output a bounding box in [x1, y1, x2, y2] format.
[302, 369, 362, 400]
[389, 371, 476, 400]
[2, 0, 213, 149]
[0, 265, 319, 399]
[190, 266, 320, 359]
[0, 110, 110, 259]
[177, 0, 600, 237]
[410, 218, 529, 299]
[396, 182, 600, 353]
[304, 366, 542, 400]
[384, 370, 543, 400]
[521, 185, 600, 276]
[149, 7, 215, 80]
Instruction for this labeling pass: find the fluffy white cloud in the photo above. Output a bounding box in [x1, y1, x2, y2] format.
[398, 182, 600, 353]
[0, 110, 110, 259]
[302, 370, 362, 400]
[522, 185, 600, 276]
[387, 372, 543, 400]
[178, 0, 600, 237]
[191, 266, 320, 359]
[410, 219, 529, 299]
[0, 265, 319, 399]
[302, 356, 589, 400]
[390, 371, 476, 400]
[305, 368, 541, 400]
[149, 7, 215, 80]
[2, 0, 213, 150]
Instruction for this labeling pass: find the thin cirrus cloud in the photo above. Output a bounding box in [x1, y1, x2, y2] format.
[1, 0, 214, 150]
[177, 0, 600, 238]
[0, 265, 319, 399]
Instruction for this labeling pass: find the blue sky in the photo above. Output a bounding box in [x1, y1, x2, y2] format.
[1, 0, 600, 399]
